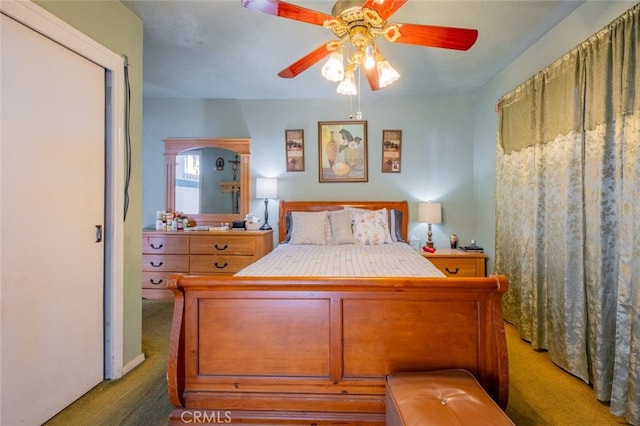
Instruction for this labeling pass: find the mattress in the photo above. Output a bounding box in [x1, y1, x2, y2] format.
[235, 242, 445, 277]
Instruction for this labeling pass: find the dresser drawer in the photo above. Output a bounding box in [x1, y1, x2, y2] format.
[142, 236, 188, 254]
[189, 254, 255, 275]
[142, 229, 273, 298]
[189, 236, 255, 255]
[428, 257, 479, 277]
[142, 254, 189, 272]
[142, 271, 174, 289]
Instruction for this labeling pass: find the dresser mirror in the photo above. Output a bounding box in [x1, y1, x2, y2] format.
[165, 138, 251, 225]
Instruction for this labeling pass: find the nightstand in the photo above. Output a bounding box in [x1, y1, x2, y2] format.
[421, 248, 487, 277]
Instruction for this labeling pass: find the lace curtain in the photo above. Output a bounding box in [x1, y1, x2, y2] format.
[496, 5, 639, 424]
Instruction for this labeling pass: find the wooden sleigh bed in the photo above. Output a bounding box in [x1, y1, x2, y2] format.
[166, 201, 509, 425]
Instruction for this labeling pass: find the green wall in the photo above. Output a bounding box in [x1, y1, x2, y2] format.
[36, 0, 144, 368]
[143, 97, 478, 249]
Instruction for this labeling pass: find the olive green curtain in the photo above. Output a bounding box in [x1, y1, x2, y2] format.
[495, 4, 639, 424]
[499, 51, 584, 154]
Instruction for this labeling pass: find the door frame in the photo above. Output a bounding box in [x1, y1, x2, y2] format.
[1, 0, 126, 379]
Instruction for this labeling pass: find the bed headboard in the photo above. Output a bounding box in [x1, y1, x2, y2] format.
[278, 200, 409, 243]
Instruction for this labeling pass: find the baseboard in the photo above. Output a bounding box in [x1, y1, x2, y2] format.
[122, 352, 145, 376]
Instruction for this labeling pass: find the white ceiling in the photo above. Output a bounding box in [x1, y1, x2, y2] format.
[122, 0, 585, 100]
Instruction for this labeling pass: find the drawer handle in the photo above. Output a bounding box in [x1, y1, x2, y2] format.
[214, 244, 228, 251]
[150, 261, 164, 267]
[445, 267, 460, 274]
[214, 262, 228, 269]
[150, 243, 164, 250]
[149, 278, 163, 285]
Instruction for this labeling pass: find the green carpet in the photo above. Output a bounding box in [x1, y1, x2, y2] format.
[504, 322, 627, 425]
[45, 299, 629, 425]
[45, 299, 174, 426]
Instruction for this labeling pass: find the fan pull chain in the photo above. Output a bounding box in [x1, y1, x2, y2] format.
[347, 69, 363, 120]
[357, 70, 362, 119]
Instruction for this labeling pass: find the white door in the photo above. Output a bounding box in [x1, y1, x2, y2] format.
[1, 14, 105, 425]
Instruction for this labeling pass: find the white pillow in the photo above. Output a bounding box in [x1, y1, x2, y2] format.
[328, 210, 354, 244]
[289, 211, 329, 245]
[350, 208, 393, 245]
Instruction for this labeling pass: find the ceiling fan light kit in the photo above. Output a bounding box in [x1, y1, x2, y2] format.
[242, 0, 478, 95]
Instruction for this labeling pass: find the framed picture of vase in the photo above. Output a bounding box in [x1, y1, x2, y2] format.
[318, 120, 368, 182]
[285, 129, 305, 172]
[381, 129, 402, 173]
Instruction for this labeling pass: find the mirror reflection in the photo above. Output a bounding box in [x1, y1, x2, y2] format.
[165, 138, 251, 225]
[175, 147, 241, 214]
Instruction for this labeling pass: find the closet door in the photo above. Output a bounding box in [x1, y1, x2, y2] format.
[1, 14, 105, 425]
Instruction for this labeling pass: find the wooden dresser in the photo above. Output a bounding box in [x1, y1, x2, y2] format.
[422, 248, 488, 277]
[142, 229, 273, 299]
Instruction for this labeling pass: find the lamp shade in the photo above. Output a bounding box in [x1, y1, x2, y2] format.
[418, 202, 442, 224]
[256, 177, 277, 199]
[321, 52, 344, 82]
[377, 57, 400, 88]
[336, 68, 357, 96]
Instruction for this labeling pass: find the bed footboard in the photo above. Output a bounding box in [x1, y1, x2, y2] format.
[167, 275, 509, 425]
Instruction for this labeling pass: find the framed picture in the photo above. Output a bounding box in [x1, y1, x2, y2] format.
[381, 129, 402, 173]
[318, 121, 368, 182]
[285, 129, 305, 172]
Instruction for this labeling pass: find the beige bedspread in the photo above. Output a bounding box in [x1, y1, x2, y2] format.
[235, 242, 445, 277]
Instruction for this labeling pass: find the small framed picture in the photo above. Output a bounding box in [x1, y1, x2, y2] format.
[381, 130, 402, 173]
[285, 129, 305, 172]
[318, 120, 368, 182]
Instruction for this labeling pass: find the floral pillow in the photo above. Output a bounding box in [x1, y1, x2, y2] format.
[350, 208, 393, 245]
[288, 211, 329, 245]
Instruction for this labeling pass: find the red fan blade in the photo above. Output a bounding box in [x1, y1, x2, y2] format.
[364, 65, 381, 91]
[241, 0, 332, 26]
[393, 23, 478, 51]
[362, 0, 408, 21]
[278, 43, 335, 78]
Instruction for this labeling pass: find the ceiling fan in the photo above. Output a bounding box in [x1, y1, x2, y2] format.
[241, 0, 478, 94]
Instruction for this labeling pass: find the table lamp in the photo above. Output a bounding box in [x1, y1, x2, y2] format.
[255, 178, 277, 230]
[418, 201, 442, 248]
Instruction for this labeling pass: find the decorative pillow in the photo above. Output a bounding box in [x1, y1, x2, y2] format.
[389, 209, 405, 242]
[350, 208, 393, 245]
[288, 211, 329, 245]
[328, 210, 354, 244]
[282, 212, 293, 243]
[389, 209, 397, 242]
